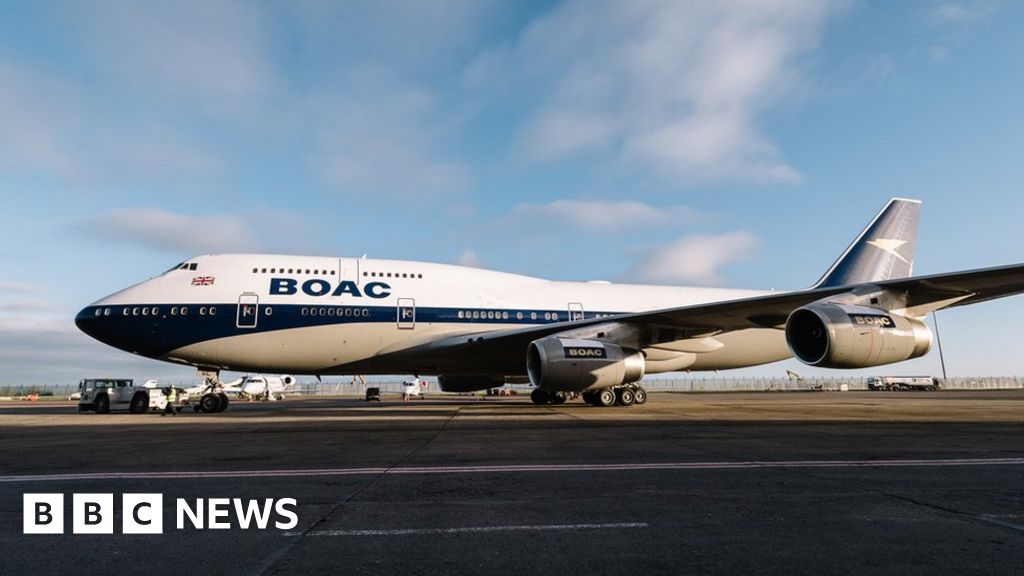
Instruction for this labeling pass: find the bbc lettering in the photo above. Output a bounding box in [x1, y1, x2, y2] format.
[24, 494, 297, 534]
[24, 493, 160, 534]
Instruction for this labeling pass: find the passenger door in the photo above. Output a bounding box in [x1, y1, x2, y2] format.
[237, 293, 259, 329]
[339, 258, 359, 284]
[568, 302, 585, 322]
[397, 298, 416, 330]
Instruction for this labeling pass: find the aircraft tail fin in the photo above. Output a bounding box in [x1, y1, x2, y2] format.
[813, 198, 921, 288]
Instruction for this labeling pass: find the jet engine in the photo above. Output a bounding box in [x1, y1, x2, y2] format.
[527, 337, 645, 392]
[785, 303, 932, 368]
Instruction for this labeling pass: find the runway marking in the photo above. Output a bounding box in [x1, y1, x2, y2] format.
[286, 522, 649, 537]
[3, 457, 1024, 483]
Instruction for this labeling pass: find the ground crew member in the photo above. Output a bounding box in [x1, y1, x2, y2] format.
[162, 387, 178, 416]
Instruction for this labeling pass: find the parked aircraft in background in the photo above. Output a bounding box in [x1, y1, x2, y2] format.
[143, 375, 296, 403]
[222, 374, 296, 401]
[77, 199, 1024, 410]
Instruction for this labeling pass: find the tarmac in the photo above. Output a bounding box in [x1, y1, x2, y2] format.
[1, 390, 1023, 575]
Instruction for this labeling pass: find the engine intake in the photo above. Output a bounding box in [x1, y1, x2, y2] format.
[527, 337, 645, 391]
[785, 303, 932, 368]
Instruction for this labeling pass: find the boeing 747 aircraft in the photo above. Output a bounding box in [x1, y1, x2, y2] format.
[76, 199, 1024, 410]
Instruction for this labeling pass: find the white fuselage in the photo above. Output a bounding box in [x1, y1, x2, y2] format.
[76, 254, 792, 376]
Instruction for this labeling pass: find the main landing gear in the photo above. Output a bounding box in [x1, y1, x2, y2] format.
[195, 369, 230, 413]
[530, 384, 648, 407]
[581, 384, 648, 407]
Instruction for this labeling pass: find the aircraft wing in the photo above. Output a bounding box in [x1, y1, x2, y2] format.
[876, 263, 1024, 310]
[387, 263, 1024, 375]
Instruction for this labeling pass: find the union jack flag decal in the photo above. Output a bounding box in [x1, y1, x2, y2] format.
[191, 276, 215, 286]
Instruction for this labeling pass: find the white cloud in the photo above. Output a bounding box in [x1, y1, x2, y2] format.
[290, 1, 492, 72]
[0, 318, 193, 386]
[310, 74, 472, 198]
[79, 0, 275, 119]
[0, 60, 80, 178]
[0, 0, 273, 183]
[456, 249, 483, 267]
[0, 300, 54, 313]
[0, 282, 45, 295]
[931, 3, 974, 22]
[286, 4, 491, 199]
[466, 0, 840, 184]
[865, 54, 897, 78]
[625, 231, 759, 285]
[928, 46, 949, 62]
[929, 1, 1001, 23]
[84, 209, 310, 255]
[510, 199, 700, 231]
[0, 57, 222, 182]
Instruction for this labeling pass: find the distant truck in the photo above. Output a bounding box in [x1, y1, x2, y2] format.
[867, 376, 942, 391]
[77, 378, 166, 413]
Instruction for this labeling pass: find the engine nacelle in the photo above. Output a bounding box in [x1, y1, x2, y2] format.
[785, 303, 932, 369]
[438, 374, 506, 393]
[527, 337, 645, 392]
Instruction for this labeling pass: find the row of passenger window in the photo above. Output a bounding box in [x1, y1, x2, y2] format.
[301, 307, 370, 318]
[363, 271, 423, 279]
[106, 306, 219, 317]
[456, 310, 563, 321]
[253, 267, 336, 275]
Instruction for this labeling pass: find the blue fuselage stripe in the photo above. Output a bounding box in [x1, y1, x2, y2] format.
[75, 304, 621, 359]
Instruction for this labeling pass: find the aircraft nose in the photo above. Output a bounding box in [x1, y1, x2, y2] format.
[75, 303, 168, 358]
[75, 306, 104, 341]
[76, 304, 132, 352]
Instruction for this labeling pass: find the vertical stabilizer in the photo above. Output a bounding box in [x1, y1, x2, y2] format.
[813, 198, 921, 288]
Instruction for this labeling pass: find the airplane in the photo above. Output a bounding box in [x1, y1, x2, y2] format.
[76, 198, 1024, 411]
[221, 374, 296, 401]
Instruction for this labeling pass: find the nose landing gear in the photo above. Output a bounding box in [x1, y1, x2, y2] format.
[195, 369, 230, 413]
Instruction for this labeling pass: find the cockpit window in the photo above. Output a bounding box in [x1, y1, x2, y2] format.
[162, 262, 199, 274]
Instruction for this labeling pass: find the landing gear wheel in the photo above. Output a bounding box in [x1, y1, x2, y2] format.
[616, 388, 635, 406]
[95, 395, 110, 414]
[633, 387, 648, 405]
[531, 388, 551, 405]
[199, 393, 222, 413]
[129, 393, 149, 414]
[551, 391, 567, 405]
[216, 393, 229, 412]
[597, 389, 616, 407]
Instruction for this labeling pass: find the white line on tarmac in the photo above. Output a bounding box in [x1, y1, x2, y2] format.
[286, 522, 649, 537]
[3, 457, 1024, 483]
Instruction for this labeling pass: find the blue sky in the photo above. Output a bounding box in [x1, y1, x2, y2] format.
[1, 1, 1022, 386]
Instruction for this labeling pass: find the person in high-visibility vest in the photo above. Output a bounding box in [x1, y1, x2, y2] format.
[162, 387, 177, 416]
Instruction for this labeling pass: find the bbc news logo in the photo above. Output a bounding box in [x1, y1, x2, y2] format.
[24, 494, 298, 534]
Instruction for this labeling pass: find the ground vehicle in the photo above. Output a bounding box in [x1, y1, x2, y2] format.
[151, 387, 195, 413]
[867, 376, 942, 391]
[77, 379, 153, 413]
[365, 387, 381, 401]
